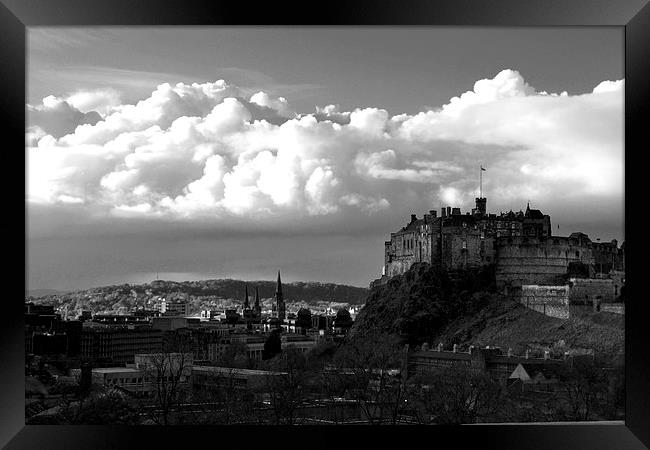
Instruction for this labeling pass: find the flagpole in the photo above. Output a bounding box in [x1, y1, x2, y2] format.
[480, 166, 482, 198]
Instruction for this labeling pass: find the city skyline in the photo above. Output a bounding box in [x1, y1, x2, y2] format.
[26, 27, 624, 291]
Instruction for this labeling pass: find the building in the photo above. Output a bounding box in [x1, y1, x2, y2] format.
[24, 304, 81, 357]
[407, 345, 566, 384]
[374, 193, 625, 294]
[191, 366, 287, 393]
[91, 367, 152, 397]
[380, 198, 552, 280]
[151, 316, 188, 331]
[80, 323, 163, 365]
[90, 352, 193, 398]
[92, 314, 150, 325]
[508, 362, 565, 386]
[160, 298, 189, 317]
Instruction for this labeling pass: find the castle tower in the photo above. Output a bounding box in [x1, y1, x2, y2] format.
[244, 283, 250, 310]
[473, 165, 487, 216]
[275, 270, 285, 321]
[474, 197, 487, 216]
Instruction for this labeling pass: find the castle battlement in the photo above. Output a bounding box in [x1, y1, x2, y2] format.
[375, 196, 624, 290]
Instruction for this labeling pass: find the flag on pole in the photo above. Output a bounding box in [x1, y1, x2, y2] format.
[481, 166, 486, 171]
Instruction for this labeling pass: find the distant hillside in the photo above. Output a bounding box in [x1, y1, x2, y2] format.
[25, 278, 368, 316]
[26, 289, 66, 297]
[350, 263, 623, 361]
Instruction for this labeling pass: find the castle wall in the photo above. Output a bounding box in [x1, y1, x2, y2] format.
[600, 303, 625, 314]
[495, 237, 594, 288]
[441, 227, 486, 270]
[520, 285, 570, 319]
[568, 278, 615, 304]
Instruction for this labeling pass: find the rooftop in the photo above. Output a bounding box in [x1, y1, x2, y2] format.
[192, 366, 286, 376]
[92, 367, 141, 374]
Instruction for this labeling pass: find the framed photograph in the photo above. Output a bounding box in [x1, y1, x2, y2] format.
[2, 0, 648, 448]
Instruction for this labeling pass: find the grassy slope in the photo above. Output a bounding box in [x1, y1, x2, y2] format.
[351, 263, 623, 362]
[434, 298, 624, 359]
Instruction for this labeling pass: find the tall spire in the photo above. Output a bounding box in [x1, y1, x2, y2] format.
[244, 283, 250, 309]
[275, 270, 285, 321]
[276, 270, 283, 296]
[254, 286, 260, 309]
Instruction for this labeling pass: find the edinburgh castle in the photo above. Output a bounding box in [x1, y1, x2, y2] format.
[372, 194, 625, 303]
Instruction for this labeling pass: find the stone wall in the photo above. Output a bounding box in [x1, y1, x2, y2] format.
[520, 285, 570, 319]
[496, 236, 594, 289]
[568, 278, 615, 304]
[441, 226, 493, 270]
[600, 303, 625, 315]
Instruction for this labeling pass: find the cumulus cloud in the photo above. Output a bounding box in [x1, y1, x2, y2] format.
[66, 87, 122, 116]
[27, 95, 102, 138]
[27, 70, 623, 235]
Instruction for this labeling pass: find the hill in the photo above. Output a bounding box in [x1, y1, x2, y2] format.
[350, 263, 497, 346]
[26, 289, 66, 297]
[25, 278, 368, 317]
[350, 263, 624, 361]
[434, 298, 624, 359]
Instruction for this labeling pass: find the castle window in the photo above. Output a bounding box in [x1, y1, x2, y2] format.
[462, 240, 467, 249]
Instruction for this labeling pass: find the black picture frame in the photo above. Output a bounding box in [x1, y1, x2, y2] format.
[2, 0, 648, 448]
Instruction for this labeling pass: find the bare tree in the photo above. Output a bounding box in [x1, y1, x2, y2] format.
[186, 367, 259, 425]
[138, 334, 193, 425]
[263, 346, 311, 424]
[330, 333, 407, 424]
[405, 364, 503, 424]
[557, 359, 608, 421]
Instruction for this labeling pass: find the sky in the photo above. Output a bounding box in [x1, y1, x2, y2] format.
[26, 27, 624, 291]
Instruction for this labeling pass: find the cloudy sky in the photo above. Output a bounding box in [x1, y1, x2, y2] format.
[26, 27, 624, 291]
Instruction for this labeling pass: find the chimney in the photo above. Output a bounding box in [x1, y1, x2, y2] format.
[452, 207, 461, 215]
[437, 342, 443, 352]
[441, 208, 446, 218]
[429, 210, 437, 218]
[452, 343, 458, 353]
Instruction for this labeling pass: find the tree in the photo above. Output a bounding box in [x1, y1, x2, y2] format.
[186, 367, 259, 425]
[263, 329, 282, 360]
[57, 387, 141, 425]
[220, 340, 253, 369]
[557, 358, 609, 421]
[334, 308, 353, 329]
[296, 308, 312, 332]
[329, 332, 407, 424]
[405, 364, 504, 424]
[138, 334, 193, 425]
[264, 347, 311, 424]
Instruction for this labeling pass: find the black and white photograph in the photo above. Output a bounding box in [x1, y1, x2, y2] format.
[23, 25, 627, 427]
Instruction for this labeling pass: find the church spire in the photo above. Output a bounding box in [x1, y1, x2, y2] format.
[276, 270, 283, 296]
[254, 286, 260, 309]
[275, 270, 285, 321]
[244, 283, 250, 310]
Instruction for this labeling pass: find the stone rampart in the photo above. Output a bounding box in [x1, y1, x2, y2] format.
[568, 278, 615, 304]
[520, 284, 570, 319]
